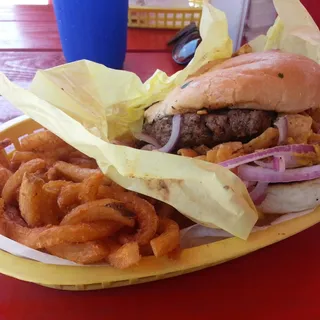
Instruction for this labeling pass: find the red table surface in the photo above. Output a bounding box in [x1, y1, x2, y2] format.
[0, 5, 176, 52]
[0, 1, 320, 320]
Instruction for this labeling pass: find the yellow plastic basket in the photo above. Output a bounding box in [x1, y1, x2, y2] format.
[1, 115, 320, 291]
[128, 0, 203, 29]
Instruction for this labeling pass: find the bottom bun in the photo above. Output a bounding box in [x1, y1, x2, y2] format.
[258, 178, 320, 214]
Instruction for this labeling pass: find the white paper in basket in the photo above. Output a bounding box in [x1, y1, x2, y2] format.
[0, 235, 78, 266]
[180, 209, 314, 249]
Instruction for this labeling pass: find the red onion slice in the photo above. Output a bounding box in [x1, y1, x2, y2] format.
[134, 133, 161, 149]
[244, 180, 256, 189]
[141, 144, 157, 151]
[247, 182, 257, 193]
[255, 157, 285, 171]
[249, 182, 268, 205]
[219, 144, 314, 169]
[238, 164, 320, 183]
[254, 160, 273, 169]
[281, 154, 299, 168]
[273, 155, 285, 172]
[274, 116, 288, 144]
[158, 115, 182, 153]
[255, 154, 299, 169]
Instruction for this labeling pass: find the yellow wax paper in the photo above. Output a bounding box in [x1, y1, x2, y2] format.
[0, 0, 318, 240]
[250, 0, 320, 62]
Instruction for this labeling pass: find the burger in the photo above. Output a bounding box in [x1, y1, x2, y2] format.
[137, 51, 320, 215]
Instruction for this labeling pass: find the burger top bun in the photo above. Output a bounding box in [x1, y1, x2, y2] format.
[145, 51, 320, 123]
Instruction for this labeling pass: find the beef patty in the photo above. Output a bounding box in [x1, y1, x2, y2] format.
[143, 109, 276, 149]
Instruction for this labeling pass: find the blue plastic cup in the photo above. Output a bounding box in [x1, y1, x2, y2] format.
[53, 0, 129, 69]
